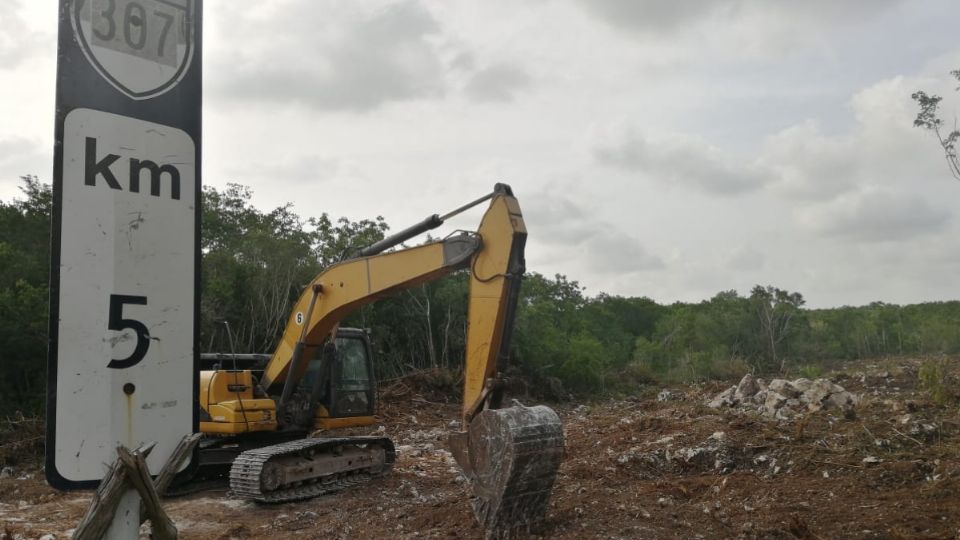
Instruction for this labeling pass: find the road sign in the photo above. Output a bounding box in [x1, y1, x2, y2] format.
[47, 0, 202, 489]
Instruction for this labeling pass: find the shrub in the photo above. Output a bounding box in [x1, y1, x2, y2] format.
[798, 364, 823, 379]
[918, 357, 958, 405]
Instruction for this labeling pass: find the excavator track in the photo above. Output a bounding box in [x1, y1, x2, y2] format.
[229, 436, 395, 503]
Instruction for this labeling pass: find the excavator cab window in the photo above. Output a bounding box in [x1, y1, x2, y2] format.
[329, 332, 375, 418]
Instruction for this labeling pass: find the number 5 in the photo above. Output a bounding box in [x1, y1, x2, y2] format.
[108, 294, 150, 369]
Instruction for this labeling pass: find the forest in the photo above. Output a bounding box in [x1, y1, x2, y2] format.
[3, 175, 960, 415]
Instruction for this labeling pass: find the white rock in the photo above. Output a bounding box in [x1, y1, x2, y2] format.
[707, 387, 737, 408]
[763, 391, 787, 416]
[768, 379, 801, 399]
[824, 391, 858, 409]
[657, 389, 675, 402]
[735, 374, 759, 399]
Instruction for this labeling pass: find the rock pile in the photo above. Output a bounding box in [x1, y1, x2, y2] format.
[615, 431, 739, 476]
[707, 374, 858, 419]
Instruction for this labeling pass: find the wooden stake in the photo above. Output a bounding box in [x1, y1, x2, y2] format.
[73, 433, 200, 540]
[140, 432, 202, 524]
[72, 443, 155, 540]
[154, 432, 202, 496]
[117, 446, 176, 540]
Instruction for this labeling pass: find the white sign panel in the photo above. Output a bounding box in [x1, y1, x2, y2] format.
[53, 108, 195, 481]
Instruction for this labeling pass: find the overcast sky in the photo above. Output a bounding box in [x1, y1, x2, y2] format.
[2, 0, 960, 308]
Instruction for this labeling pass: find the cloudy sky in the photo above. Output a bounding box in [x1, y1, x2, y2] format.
[2, 0, 960, 308]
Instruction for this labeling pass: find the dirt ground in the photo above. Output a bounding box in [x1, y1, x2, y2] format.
[2, 357, 959, 539]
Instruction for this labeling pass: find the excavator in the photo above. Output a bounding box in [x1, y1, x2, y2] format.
[190, 184, 564, 533]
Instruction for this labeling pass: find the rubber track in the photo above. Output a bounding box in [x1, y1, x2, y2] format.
[229, 436, 395, 503]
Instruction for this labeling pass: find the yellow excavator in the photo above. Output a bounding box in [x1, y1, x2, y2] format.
[192, 184, 564, 533]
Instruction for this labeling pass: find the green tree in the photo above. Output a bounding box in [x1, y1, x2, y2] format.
[0, 177, 52, 414]
[749, 285, 805, 372]
[912, 70, 960, 180]
[200, 184, 388, 353]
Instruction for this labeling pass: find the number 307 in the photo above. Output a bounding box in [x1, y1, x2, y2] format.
[90, 0, 177, 59]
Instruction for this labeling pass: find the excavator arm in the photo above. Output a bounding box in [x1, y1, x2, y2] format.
[259, 183, 520, 419]
[259, 233, 480, 401]
[258, 184, 563, 534]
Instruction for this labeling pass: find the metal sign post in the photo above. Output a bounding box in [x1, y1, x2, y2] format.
[46, 0, 202, 522]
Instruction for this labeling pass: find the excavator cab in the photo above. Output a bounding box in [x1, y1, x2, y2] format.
[199, 328, 376, 434]
[302, 329, 377, 429]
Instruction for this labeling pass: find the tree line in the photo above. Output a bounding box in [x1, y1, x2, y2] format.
[3, 176, 960, 415]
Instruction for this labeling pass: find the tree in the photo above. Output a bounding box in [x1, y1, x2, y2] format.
[200, 184, 388, 353]
[912, 70, 960, 181]
[749, 285, 805, 373]
[0, 176, 52, 414]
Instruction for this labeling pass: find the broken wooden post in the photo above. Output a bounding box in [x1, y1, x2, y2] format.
[73, 443, 155, 540]
[141, 432, 202, 524]
[154, 432, 202, 496]
[73, 433, 199, 540]
[117, 447, 176, 540]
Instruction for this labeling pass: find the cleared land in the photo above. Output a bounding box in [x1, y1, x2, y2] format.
[2, 357, 959, 539]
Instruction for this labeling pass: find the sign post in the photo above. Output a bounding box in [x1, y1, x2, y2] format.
[46, 0, 202, 514]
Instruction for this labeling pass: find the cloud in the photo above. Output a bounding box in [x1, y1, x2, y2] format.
[209, 1, 447, 112]
[592, 124, 771, 195]
[463, 64, 531, 103]
[524, 185, 663, 274]
[0, 1, 44, 69]
[573, 0, 905, 60]
[760, 121, 860, 200]
[724, 245, 765, 271]
[575, 0, 903, 35]
[582, 231, 664, 274]
[759, 75, 956, 202]
[589, 72, 957, 244]
[224, 154, 340, 185]
[574, 0, 730, 34]
[797, 188, 950, 242]
[0, 137, 48, 185]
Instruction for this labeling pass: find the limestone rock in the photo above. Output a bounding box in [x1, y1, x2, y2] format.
[735, 374, 760, 399]
[707, 386, 736, 408]
[768, 379, 801, 399]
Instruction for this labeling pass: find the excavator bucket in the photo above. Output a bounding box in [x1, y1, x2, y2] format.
[450, 405, 564, 535]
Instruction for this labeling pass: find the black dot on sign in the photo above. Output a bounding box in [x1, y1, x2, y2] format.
[123, 383, 136, 395]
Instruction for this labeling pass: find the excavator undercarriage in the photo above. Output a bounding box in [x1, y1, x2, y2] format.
[229, 436, 395, 503]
